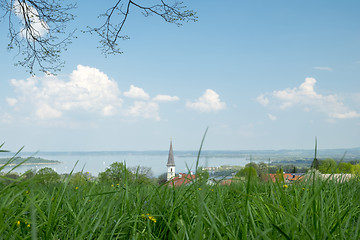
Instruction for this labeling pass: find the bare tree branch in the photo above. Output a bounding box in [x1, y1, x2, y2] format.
[0, 0, 196, 74]
[0, 0, 76, 74]
[88, 0, 197, 55]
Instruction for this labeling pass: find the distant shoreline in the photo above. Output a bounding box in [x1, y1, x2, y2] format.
[0, 162, 60, 167]
[0, 157, 61, 167]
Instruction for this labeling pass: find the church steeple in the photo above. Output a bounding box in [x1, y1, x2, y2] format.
[167, 140, 175, 181]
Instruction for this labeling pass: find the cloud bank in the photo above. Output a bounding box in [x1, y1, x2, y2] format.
[6, 65, 225, 122]
[5, 65, 197, 122]
[257, 77, 360, 119]
[8, 65, 122, 119]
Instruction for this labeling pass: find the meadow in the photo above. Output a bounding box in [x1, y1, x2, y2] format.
[1, 165, 360, 239]
[2, 139, 360, 239]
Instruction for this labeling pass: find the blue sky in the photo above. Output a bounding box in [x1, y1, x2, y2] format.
[0, 0, 359, 152]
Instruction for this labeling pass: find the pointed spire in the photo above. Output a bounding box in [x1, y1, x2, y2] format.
[167, 140, 175, 167]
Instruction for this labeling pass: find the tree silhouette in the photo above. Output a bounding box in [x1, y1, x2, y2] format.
[0, 0, 197, 74]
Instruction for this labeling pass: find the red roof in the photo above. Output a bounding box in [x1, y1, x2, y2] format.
[168, 173, 196, 187]
[220, 179, 233, 185]
[267, 173, 303, 182]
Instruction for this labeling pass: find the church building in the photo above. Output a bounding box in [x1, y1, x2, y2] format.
[167, 140, 176, 181]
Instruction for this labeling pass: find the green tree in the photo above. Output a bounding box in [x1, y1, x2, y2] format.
[35, 167, 60, 184]
[318, 158, 337, 173]
[69, 172, 88, 185]
[129, 166, 153, 185]
[98, 162, 132, 184]
[157, 172, 168, 185]
[236, 166, 258, 181]
[336, 162, 353, 174]
[351, 164, 360, 175]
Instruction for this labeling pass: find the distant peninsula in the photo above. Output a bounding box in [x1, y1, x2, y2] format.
[0, 157, 61, 166]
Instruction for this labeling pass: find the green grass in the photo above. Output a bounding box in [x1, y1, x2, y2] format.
[1, 172, 360, 239]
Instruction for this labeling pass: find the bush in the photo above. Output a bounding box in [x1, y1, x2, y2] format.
[35, 167, 60, 184]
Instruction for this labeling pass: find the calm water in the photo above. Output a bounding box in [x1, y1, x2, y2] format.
[1, 151, 249, 177]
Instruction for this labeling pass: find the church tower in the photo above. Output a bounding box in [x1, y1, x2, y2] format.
[167, 140, 176, 181]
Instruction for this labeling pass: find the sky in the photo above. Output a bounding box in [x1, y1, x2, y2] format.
[0, 0, 359, 152]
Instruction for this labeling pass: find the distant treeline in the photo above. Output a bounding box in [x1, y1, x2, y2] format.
[235, 159, 360, 180]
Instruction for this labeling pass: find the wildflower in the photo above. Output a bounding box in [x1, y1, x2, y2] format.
[16, 221, 20, 227]
[283, 185, 288, 189]
[75, 187, 79, 190]
[302, 188, 305, 191]
[141, 213, 156, 223]
[198, 188, 202, 191]
[27, 224, 31, 228]
[211, 189, 214, 192]
[116, 183, 119, 186]
[111, 184, 114, 187]
[148, 215, 157, 223]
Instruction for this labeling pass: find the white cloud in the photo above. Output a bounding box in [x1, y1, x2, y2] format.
[268, 114, 277, 121]
[256, 94, 269, 106]
[258, 77, 360, 119]
[186, 89, 226, 112]
[13, 1, 49, 40]
[313, 66, 333, 72]
[8, 65, 122, 119]
[153, 94, 180, 102]
[125, 101, 160, 120]
[6, 98, 17, 106]
[124, 85, 150, 100]
[36, 103, 62, 119]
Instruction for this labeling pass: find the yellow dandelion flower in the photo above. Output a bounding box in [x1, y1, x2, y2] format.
[198, 188, 202, 191]
[116, 183, 119, 186]
[75, 187, 79, 190]
[283, 185, 288, 189]
[111, 184, 114, 187]
[27, 224, 31, 228]
[141, 213, 156, 223]
[302, 188, 305, 191]
[211, 189, 214, 192]
[148, 216, 157, 223]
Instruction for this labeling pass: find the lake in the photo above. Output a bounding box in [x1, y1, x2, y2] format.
[0, 151, 249, 177]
